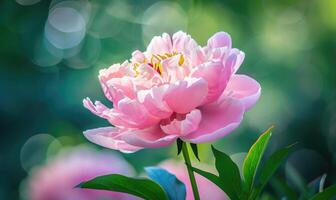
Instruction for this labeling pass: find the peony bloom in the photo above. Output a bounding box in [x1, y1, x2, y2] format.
[160, 160, 227, 200]
[24, 146, 139, 200]
[83, 31, 260, 153]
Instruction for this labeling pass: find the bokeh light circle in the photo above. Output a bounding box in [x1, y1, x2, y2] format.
[285, 149, 327, 190]
[45, 7, 86, 49]
[65, 34, 101, 69]
[20, 134, 61, 172]
[32, 36, 63, 67]
[142, 1, 187, 43]
[16, 0, 40, 6]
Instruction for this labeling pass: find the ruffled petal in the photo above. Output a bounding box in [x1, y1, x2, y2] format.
[224, 48, 245, 74]
[83, 127, 143, 153]
[181, 98, 244, 143]
[121, 126, 178, 148]
[161, 55, 190, 82]
[146, 33, 173, 55]
[117, 98, 160, 128]
[207, 32, 232, 49]
[83, 98, 135, 128]
[98, 62, 135, 103]
[163, 78, 208, 114]
[222, 75, 261, 110]
[161, 109, 202, 136]
[137, 85, 173, 119]
[191, 61, 231, 104]
[172, 31, 199, 54]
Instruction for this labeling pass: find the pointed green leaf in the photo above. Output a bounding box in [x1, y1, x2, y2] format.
[212, 146, 242, 196]
[190, 143, 200, 161]
[191, 166, 239, 200]
[176, 139, 183, 155]
[252, 143, 295, 199]
[243, 126, 273, 192]
[77, 174, 169, 200]
[310, 185, 336, 200]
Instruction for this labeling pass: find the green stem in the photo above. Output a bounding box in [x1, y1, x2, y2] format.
[181, 142, 200, 200]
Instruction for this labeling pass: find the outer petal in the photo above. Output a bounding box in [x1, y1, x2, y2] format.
[191, 61, 231, 104]
[98, 62, 135, 103]
[207, 32, 232, 49]
[222, 75, 261, 110]
[83, 127, 143, 153]
[83, 98, 130, 128]
[83, 98, 155, 129]
[225, 48, 245, 74]
[106, 77, 136, 100]
[121, 126, 178, 148]
[164, 78, 208, 114]
[160, 109, 202, 136]
[181, 98, 244, 143]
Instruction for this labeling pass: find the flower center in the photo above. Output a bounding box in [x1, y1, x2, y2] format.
[133, 52, 185, 76]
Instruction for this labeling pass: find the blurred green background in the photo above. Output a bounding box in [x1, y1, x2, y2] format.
[1, 0, 336, 199]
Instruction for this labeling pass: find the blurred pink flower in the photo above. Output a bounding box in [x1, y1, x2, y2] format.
[160, 160, 228, 200]
[25, 146, 138, 200]
[83, 31, 261, 153]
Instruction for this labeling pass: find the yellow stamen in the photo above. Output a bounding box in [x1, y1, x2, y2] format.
[178, 54, 184, 66]
[133, 52, 184, 76]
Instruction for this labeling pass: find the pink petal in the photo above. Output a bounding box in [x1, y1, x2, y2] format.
[224, 48, 245, 74]
[146, 33, 172, 55]
[181, 98, 244, 143]
[83, 127, 143, 153]
[98, 62, 135, 103]
[190, 47, 206, 66]
[161, 109, 202, 136]
[172, 31, 198, 54]
[137, 85, 173, 119]
[117, 98, 160, 128]
[164, 78, 208, 114]
[223, 75, 261, 110]
[121, 126, 178, 148]
[83, 98, 136, 128]
[83, 98, 110, 119]
[191, 61, 231, 104]
[131, 50, 146, 63]
[207, 32, 232, 49]
[106, 77, 136, 100]
[161, 55, 189, 82]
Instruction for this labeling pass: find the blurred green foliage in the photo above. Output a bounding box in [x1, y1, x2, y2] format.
[0, 0, 336, 199]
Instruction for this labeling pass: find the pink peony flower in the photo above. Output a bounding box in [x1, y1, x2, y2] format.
[160, 160, 228, 200]
[83, 31, 261, 153]
[25, 146, 139, 200]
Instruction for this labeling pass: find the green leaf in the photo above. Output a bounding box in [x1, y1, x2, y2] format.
[212, 146, 242, 197]
[243, 126, 273, 192]
[176, 138, 183, 155]
[77, 174, 169, 200]
[191, 166, 239, 200]
[190, 143, 200, 161]
[310, 185, 336, 200]
[251, 143, 295, 199]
